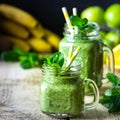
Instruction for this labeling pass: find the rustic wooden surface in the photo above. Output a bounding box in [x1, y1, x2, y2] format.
[0, 61, 120, 120]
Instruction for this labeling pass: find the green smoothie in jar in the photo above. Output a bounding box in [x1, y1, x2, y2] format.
[59, 22, 103, 88]
[40, 69, 84, 115]
[59, 15, 114, 89]
[40, 52, 99, 118]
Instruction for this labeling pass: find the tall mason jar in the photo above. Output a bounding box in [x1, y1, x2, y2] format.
[59, 23, 114, 88]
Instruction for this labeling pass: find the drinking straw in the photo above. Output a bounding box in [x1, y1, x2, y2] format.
[64, 46, 81, 71]
[72, 7, 77, 16]
[72, 7, 78, 34]
[61, 7, 73, 29]
[70, 46, 81, 62]
[68, 44, 74, 60]
[61, 7, 81, 70]
[61, 7, 74, 63]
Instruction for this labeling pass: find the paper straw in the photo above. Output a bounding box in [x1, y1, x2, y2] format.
[68, 44, 74, 60]
[72, 7, 77, 16]
[61, 7, 72, 28]
[62, 7, 76, 68]
[72, 7, 78, 34]
[72, 46, 81, 59]
[65, 46, 81, 70]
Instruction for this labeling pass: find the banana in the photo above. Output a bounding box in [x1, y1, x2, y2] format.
[0, 34, 30, 52]
[28, 37, 52, 53]
[0, 4, 61, 53]
[0, 19, 30, 39]
[28, 24, 44, 38]
[44, 29, 61, 50]
[0, 4, 38, 28]
[47, 34, 61, 50]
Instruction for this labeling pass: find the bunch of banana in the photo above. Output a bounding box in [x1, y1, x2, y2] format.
[0, 4, 61, 53]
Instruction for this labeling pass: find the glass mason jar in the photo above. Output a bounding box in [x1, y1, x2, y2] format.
[59, 23, 114, 88]
[40, 65, 99, 118]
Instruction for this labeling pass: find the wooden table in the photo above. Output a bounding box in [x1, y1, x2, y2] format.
[0, 61, 120, 120]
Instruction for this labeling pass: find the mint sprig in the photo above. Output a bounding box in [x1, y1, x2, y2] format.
[70, 16, 88, 30]
[106, 72, 120, 86]
[63, 46, 81, 72]
[44, 52, 64, 67]
[44, 46, 81, 75]
[70, 15, 100, 37]
[99, 72, 120, 113]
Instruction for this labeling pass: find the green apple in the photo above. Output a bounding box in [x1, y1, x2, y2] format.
[103, 31, 120, 48]
[80, 6, 104, 25]
[104, 3, 120, 28]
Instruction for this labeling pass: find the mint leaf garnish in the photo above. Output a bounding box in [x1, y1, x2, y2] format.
[70, 16, 100, 37]
[99, 72, 120, 113]
[106, 72, 120, 86]
[70, 16, 88, 30]
[44, 52, 64, 67]
[100, 95, 120, 113]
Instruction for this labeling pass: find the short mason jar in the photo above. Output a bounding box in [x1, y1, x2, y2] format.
[59, 23, 114, 88]
[40, 65, 99, 118]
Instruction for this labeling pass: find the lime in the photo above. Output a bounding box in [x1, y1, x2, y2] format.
[104, 3, 120, 28]
[80, 6, 104, 25]
[100, 30, 107, 39]
[103, 31, 120, 48]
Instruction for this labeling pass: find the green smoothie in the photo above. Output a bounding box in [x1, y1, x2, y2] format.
[59, 38, 103, 88]
[40, 52, 99, 118]
[40, 74, 84, 115]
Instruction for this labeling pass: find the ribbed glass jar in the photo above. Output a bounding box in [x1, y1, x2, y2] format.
[59, 23, 114, 88]
[40, 65, 99, 118]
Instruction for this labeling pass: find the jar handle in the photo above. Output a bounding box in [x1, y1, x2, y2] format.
[103, 44, 115, 74]
[84, 78, 99, 110]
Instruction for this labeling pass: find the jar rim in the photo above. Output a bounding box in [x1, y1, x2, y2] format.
[42, 64, 81, 75]
[63, 22, 100, 39]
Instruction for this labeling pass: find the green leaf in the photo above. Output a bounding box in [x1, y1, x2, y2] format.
[44, 56, 52, 66]
[52, 52, 64, 67]
[100, 73, 120, 113]
[106, 72, 120, 86]
[105, 87, 120, 97]
[13, 46, 27, 56]
[28, 53, 39, 66]
[111, 87, 120, 96]
[19, 56, 28, 61]
[44, 52, 64, 67]
[1, 51, 19, 61]
[100, 95, 120, 113]
[20, 59, 32, 69]
[70, 16, 88, 30]
[0, 46, 27, 62]
[19, 52, 44, 69]
[0, 45, 48, 69]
